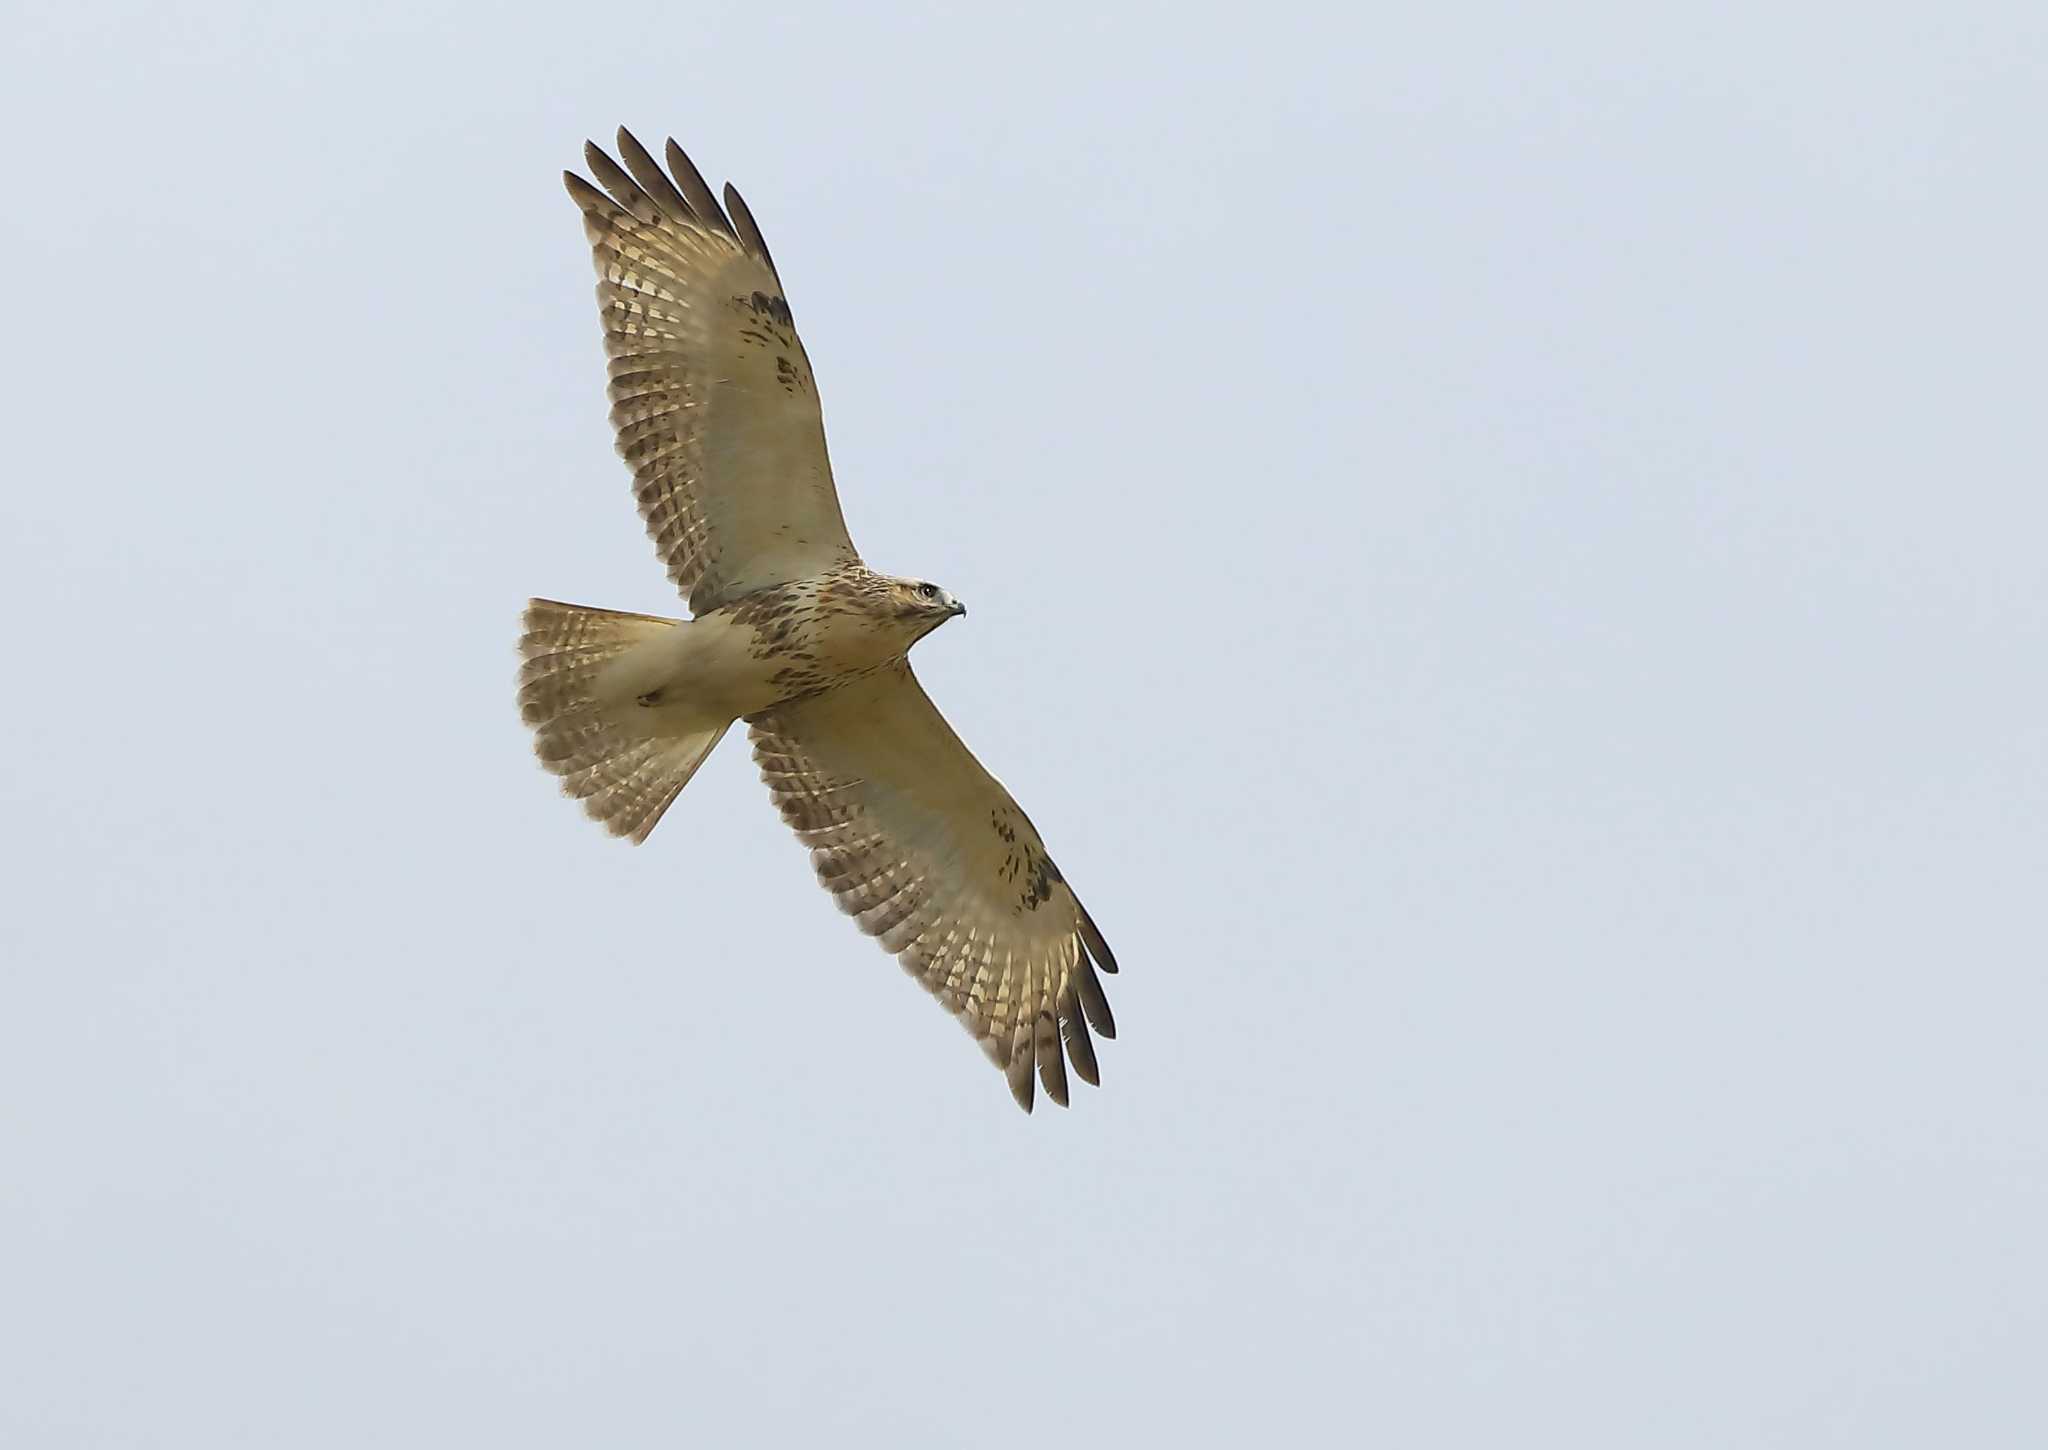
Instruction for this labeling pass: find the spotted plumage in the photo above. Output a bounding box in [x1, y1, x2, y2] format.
[517, 130, 1120, 1111]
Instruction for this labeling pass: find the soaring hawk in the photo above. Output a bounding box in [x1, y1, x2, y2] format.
[518, 130, 1119, 1111]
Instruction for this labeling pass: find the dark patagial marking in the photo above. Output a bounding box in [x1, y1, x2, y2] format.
[987, 807, 1062, 911]
[1019, 852, 1063, 912]
[732, 290, 794, 328]
[730, 295, 796, 353]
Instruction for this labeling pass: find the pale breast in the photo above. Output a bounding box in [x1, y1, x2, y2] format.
[721, 568, 917, 708]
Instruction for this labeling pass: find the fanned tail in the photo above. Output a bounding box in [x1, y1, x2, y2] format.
[517, 598, 728, 843]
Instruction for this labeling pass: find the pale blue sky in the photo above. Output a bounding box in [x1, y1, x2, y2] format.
[4, 3, 2045, 1445]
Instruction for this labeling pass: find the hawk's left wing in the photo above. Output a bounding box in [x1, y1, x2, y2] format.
[565, 130, 861, 614]
[748, 665, 1118, 1110]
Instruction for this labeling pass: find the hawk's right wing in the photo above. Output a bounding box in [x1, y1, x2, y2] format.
[749, 664, 1119, 1111]
[565, 130, 860, 614]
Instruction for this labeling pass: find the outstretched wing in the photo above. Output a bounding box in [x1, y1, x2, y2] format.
[749, 665, 1119, 1111]
[565, 130, 860, 614]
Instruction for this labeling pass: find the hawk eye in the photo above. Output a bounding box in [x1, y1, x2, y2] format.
[917, 582, 939, 600]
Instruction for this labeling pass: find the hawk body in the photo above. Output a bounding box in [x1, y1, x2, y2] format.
[519, 131, 1119, 1110]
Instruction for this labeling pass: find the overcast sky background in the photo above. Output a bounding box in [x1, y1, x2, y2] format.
[3, 2, 2044, 1444]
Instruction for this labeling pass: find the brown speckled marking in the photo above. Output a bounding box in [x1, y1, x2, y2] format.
[990, 805, 1062, 911]
[1019, 852, 1063, 912]
[713, 564, 951, 705]
[731, 292, 800, 360]
[745, 290, 794, 327]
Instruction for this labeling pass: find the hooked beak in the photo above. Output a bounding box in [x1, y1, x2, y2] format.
[950, 600, 968, 618]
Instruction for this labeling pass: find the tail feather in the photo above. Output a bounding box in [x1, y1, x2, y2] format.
[518, 598, 728, 843]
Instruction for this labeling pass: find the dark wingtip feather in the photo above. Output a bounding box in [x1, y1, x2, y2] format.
[614, 126, 696, 224]
[1079, 909, 1118, 974]
[1061, 996, 1101, 1086]
[664, 139, 735, 236]
[1006, 1048, 1035, 1112]
[581, 140, 656, 218]
[722, 182, 779, 278]
[1035, 1012, 1069, 1107]
[1076, 963, 1116, 1040]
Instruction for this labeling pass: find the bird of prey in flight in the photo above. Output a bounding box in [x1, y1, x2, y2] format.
[519, 130, 1118, 1111]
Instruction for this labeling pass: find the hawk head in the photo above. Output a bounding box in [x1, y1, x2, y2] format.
[887, 575, 967, 636]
